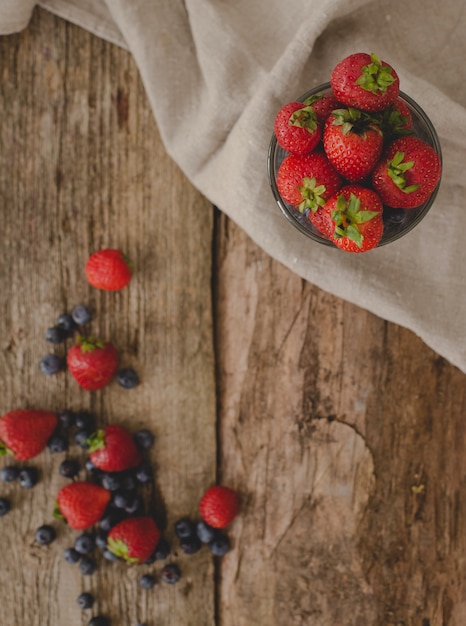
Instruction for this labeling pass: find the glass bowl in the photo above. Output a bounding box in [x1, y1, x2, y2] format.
[267, 82, 443, 248]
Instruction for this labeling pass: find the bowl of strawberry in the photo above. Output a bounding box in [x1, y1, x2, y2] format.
[268, 52, 442, 253]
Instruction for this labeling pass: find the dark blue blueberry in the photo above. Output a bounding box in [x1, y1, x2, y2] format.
[112, 490, 130, 510]
[74, 411, 96, 431]
[95, 529, 108, 549]
[180, 534, 202, 555]
[35, 524, 57, 545]
[102, 548, 119, 561]
[88, 616, 110, 626]
[75, 533, 95, 554]
[47, 433, 68, 453]
[139, 573, 156, 590]
[135, 462, 153, 484]
[57, 313, 77, 335]
[71, 304, 91, 325]
[19, 466, 39, 489]
[0, 497, 11, 516]
[174, 517, 196, 539]
[134, 429, 154, 450]
[79, 556, 96, 576]
[209, 532, 231, 556]
[39, 354, 65, 375]
[124, 495, 143, 515]
[101, 473, 122, 492]
[64, 547, 81, 564]
[84, 457, 99, 473]
[77, 592, 94, 610]
[74, 429, 91, 449]
[45, 325, 67, 344]
[117, 368, 140, 389]
[196, 520, 216, 544]
[161, 563, 181, 584]
[99, 510, 124, 532]
[0, 466, 19, 483]
[58, 409, 76, 429]
[59, 458, 80, 479]
[120, 473, 137, 492]
[153, 537, 171, 561]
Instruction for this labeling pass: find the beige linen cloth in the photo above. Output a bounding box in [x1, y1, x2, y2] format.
[2, 0, 466, 373]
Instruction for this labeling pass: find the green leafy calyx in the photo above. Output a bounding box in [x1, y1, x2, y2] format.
[387, 151, 420, 194]
[331, 107, 381, 137]
[289, 106, 318, 133]
[331, 193, 379, 248]
[87, 429, 106, 453]
[107, 537, 140, 564]
[355, 53, 396, 95]
[298, 177, 327, 213]
[77, 335, 107, 353]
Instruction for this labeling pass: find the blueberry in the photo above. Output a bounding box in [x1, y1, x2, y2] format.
[57, 313, 77, 334]
[101, 473, 122, 492]
[134, 429, 154, 450]
[88, 617, 110, 626]
[117, 368, 140, 389]
[75, 533, 95, 554]
[71, 304, 91, 325]
[112, 490, 130, 510]
[75, 411, 96, 431]
[0, 497, 11, 516]
[135, 462, 153, 484]
[102, 547, 120, 561]
[120, 473, 137, 492]
[99, 510, 124, 532]
[77, 592, 94, 610]
[58, 409, 75, 429]
[39, 354, 65, 375]
[174, 517, 196, 539]
[196, 520, 216, 544]
[59, 458, 80, 479]
[35, 524, 57, 545]
[95, 529, 108, 549]
[74, 429, 91, 449]
[0, 466, 19, 483]
[209, 532, 231, 556]
[84, 457, 99, 473]
[139, 574, 156, 590]
[153, 537, 171, 561]
[79, 556, 97, 576]
[19, 467, 39, 489]
[161, 563, 181, 584]
[124, 495, 143, 515]
[180, 535, 202, 555]
[64, 547, 81, 564]
[47, 433, 68, 453]
[45, 325, 67, 344]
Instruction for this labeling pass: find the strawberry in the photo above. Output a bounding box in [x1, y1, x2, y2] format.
[0, 409, 57, 460]
[330, 52, 399, 112]
[323, 185, 384, 253]
[85, 248, 132, 291]
[378, 97, 413, 139]
[67, 335, 119, 390]
[274, 101, 321, 155]
[55, 481, 111, 530]
[323, 107, 383, 182]
[371, 136, 442, 209]
[199, 485, 239, 529]
[302, 92, 341, 126]
[276, 152, 343, 213]
[107, 516, 160, 564]
[88, 424, 142, 472]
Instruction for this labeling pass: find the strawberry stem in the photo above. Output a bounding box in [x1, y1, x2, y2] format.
[77, 335, 107, 353]
[355, 52, 396, 95]
[87, 429, 106, 453]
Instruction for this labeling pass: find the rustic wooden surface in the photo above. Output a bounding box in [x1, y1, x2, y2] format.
[1, 7, 466, 626]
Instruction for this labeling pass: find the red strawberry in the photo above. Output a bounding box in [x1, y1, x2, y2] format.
[323, 185, 384, 253]
[276, 152, 343, 212]
[274, 101, 321, 155]
[55, 481, 111, 530]
[88, 424, 142, 472]
[371, 136, 442, 208]
[330, 52, 399, 112]
[107, 516, 160, 564]
[0, 409, 57, 460]
[323, 107, 383, 182]
[85, 248, 132, 291]
[199, 485, 239, 529]
[67, 336, 118, 390]
[303, 92, 341, 126]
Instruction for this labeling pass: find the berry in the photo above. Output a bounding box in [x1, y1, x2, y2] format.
[117, 368, 140, 389]
[0, 466, 19, 483]
[323, 185, 384, 253]
[302, 92, 340, 126]
[133, 429, 154, 450]
[75, 411, 96, 431]
[123, 495, 143, 515]
[64, 547, 81, 564]
[135, 462, 153, 484]
[174, 517, 196, 539]
[101, 473, 123, 492]
[71, 305, 91, 325]
[39, 354, 65, 375]
[120, 473, 137, 492]
[95, 529, 108, 549]
[209, 532, 231, 556]
[98, 510, 125, 532]
[274, 101, 321, 155]
[330, 52, 399, 112]
[75, 429, 92, 449]
[112, 490, 131, 510]
[79, 556, 97, 576]
[88, 616, 110, 626]
[75, 532, 95, 554]
[180, 534, 202, 555]
[57, 313, 77, 334]
[55, 481, 111, 530]
[199, 485, 239, 529]
[161, 563, 181, 584]
[0, 497, 11, 516]
[107, 516, 161, 564]
[45, 325, 67, 344]
[152, 537, 171, 561]
[85, 248, 132, 291]
[67, 336, 119, 391]
[58, 409, 75, 429]
[19, 466, 39, 488]
[139, 574, 156, 590]
[59, 458, 80, 479]
[88, 424, 142, 473]
[196, 520, 216, 544]
[103, 547, 120, 561]
[84, 457, 99, 473]
[0, 409, 58, 460]
[47, 433, 68, 453]
[77, 592, 94, 610]
[35, 524, 57, 545]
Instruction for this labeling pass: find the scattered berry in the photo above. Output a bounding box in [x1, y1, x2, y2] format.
[58, 409, 75, 429]
[67, 336, 119, 391]
[0, 466, 19, 483]
[135, 462, 153, 484]
[64, 547, 81, 564]
[19, 466, 39, 489]
[133, 429, 154, 450]
[98, 510, 125, 532]
[88, 616, 110, 626]
[180, 534, 202, 555]
[199, 485, 239, 529]
[55, 481, 111, 530]
[85, 248, 132, 291]
[117, 368, 140, 389]
[103, 547, 120, 561]
[39, 354, 65, 375]
[45, 325, 68, 344]
[75, 429, 92, 449]
[88, 424, 142, 473]
[75, 411, 96, 431]
[209, 532, 231, 556]
[0, 409, 58, 460]
[161, 563, 181, 585]
[101, 473, 123, 492]
[107, 516, 161, 564]
[77, 592, 94, 610]
[59, 458, 80, 479]
[79, 556, 97, 576]
[152, 537, 171, 561]
[95, 529, 108, 549]
[196, 520, 216, 544]
[75, 532, 95, 554]
[71, 305, 91, 325]
[35, 524, 57, 545]
[57, 313, 77, 334]
[174, 517, 196, 539]
[0, 497, 11, 516]
[47, 433, 68, 453]
[139, 574, 156, 590]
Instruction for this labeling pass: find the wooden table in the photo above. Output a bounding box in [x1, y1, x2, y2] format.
[1, 8, 465, 626]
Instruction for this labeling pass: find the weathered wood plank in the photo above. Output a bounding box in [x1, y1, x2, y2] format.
[0, 8, 216, 626]
[214, 212, 466, 626]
